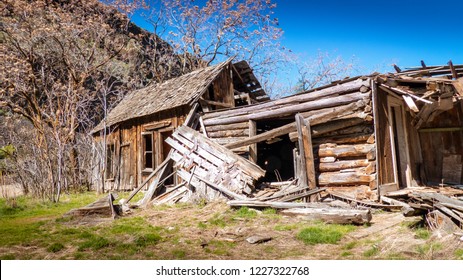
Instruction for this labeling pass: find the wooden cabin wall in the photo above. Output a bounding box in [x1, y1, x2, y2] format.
[201, 78, 377, 199]
[418, 101, 463, 185]
[92, 105, 190, 192]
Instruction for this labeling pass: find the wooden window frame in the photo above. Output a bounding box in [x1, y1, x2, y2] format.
[141, 132, 155, 172]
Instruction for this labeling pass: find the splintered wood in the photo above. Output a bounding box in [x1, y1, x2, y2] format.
[166, 126, 265, 201]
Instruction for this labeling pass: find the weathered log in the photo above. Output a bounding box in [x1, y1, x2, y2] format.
[228, 200, 329, 209]
[203, 78, 369, 120]
[318, 143, 375, 158]
[380, 196, 419, 216]
[281, 207, 372, 225]
[204, 92, 370, 126]
[319, 170, 374, 185]
[225, 102, 366, 150]
[289, 118, 368, 141]
[208, 129, 250, 138]
[296, 115, 317, 200]
[319, 159, 369, 172]
[311, 133, 372, 145]
[205, 122, 249, 132]
[328, 191, 402, 209]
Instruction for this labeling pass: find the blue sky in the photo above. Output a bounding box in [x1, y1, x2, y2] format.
[274, 0, 463, 71]
[129, 0, 463, 85]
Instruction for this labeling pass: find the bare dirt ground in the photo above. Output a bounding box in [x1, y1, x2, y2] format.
[131, 202, 463, 260]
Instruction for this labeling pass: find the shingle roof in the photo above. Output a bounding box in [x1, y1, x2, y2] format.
[92, 58, 233, 133]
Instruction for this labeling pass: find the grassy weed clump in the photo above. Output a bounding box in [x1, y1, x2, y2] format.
[297, 223, 356, 245]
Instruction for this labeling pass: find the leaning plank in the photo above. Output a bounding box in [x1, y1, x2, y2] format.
[125, 157, 170, 203]
[281, 208, 372, 225]
[138, 158, 172, 207]
[194, 175, 248, 200]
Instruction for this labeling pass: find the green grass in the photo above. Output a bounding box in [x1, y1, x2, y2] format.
[47, 242, 65, 253]
[0, 192, 167, 259]
[204, 240, 236, 256]
[416, 242, 443, 258]
[234, 207, 257, 219]
[297, 223, 356, 245]
[171, 249, 187, 259]
[262, 208, 277, 215]
[414, 228, 431, 240]
[363, 245, 380, 258]
[274, 224, 298, 231]
[455, 249, 463, 260]
[343, 241, 358, 250]
[208, 213, 227, 228]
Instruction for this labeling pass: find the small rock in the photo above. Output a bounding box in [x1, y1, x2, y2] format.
[246, 235, 272, 244]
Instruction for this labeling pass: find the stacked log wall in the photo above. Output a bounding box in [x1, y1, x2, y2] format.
[201, 78, 376, 197]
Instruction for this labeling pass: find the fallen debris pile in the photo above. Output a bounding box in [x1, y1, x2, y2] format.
[381, 187, 463, 231]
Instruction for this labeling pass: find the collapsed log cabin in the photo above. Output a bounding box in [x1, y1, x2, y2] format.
[200, 62, 463, 200]
[91, 58, 269, 192]
[91, 59, 463, 206]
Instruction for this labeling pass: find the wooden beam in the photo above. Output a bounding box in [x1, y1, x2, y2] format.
[448, 60, 458, 80]
[203, 78, 369, 120]
[402, 95, 419, 113]
[281, 208, 372, 225]
[203, 91, 370, 126]
[249, 120, 257, 163]
[295, 114, 308, 189]
[225, 101, 367, 150]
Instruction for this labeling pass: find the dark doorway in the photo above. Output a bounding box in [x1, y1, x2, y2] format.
[256, 120, 295, 182]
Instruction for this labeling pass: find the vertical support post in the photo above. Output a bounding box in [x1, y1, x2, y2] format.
[249, 120, 257, 163]
[295, 114, 308, 189]
[296, 114, 318, 201]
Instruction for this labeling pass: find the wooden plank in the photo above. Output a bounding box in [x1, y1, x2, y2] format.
[402, 95, 419, 113]
[295, 114, 308, 189]
[176, 126, 265, 179]
[198, 116, 208, 138]
[249, 120, 257, 163]
[125, 156, 170, 203]
[193, 174, 248, 200]
[138, 158, 172, 207]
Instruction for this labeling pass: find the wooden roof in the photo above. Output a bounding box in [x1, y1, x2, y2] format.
[92, 58, 233, 133]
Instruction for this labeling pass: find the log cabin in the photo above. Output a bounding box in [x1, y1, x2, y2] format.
[92, 59, 463, 204]
[91, 58, 269, 192]
[199, 62, 463, 201]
